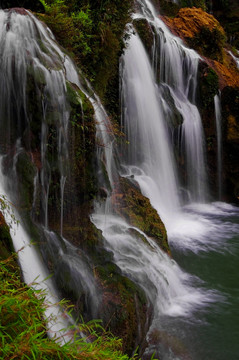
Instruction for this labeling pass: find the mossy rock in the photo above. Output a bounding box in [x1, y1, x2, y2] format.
[133, 19, 154, 55]
[165, 7, 226, 61]
[158, 0, 180, 17]
[113, 178, 169, 254]
[96, 262, 151, 356]
[198, 62, 219, 110]
[15, 151, 37, 211]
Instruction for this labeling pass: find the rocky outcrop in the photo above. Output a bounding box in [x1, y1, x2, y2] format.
[163, 7, 226, 61]
[113, 178, 169, 254]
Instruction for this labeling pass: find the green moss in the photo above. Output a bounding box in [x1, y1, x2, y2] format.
[181, 0, 206, 10]
[199, 64, 219, 110]
[158, 0, 180, 17]
[38, 0, 133, 123]
[187, 25, 226, 61]
[16, 152, 37, 211]
[133, 19, 154, 55]
[96, 262, 149, 355]
[116, 178, 169, 254]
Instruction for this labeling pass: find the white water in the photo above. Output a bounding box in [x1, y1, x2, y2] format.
[214, 94, 223, 199]
[133, 0, 208, 206]
[90, 1, 223, 324]
[0, 9, 71, 234]
[0, 158, 71, 341]
[228, 50, 239, 69]
[0, 9, 99, 340]
[121, 29, 180, 225]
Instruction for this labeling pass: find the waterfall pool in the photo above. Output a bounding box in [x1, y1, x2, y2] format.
[146, 202, 239, 360]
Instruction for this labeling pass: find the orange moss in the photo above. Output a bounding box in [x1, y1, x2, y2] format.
[209, 58, 239, 89]
[162, 7, 239, 89]
[163, 7, 225, 40]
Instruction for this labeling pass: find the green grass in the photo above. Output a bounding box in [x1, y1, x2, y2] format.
[0, 254, 139, 360]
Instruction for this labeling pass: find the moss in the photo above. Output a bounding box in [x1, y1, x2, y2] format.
[187, 25, 225, 61]
[164, 7, 226, 61]
[0, 255, 138, 360]
[198, 63, 219, 110]
[181, 0, 206, 10]
[37, 0, 133, 124]
[133, 19, 154, 55]
[158, 0, 180, 17]
[95, 262, 150, 355]
[113, 178, 169, 254]
[15, 151, 37, 211]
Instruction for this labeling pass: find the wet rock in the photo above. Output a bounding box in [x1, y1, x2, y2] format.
[113, 177, 169, 254]
[133, 18, 155, 56]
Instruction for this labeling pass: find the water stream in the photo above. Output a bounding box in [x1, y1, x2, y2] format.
[214, 94, 223, 199]
[0, 4, 238, 360]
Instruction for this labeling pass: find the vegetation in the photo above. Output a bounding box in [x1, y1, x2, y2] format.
[38, 0, 133, 118]
[0, 252, 143, 360]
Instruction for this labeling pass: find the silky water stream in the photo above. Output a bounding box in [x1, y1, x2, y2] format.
[116, 0, 239, 358]
[0, 8, 99, 340]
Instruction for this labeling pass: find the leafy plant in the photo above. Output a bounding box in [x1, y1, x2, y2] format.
[0, 254, 140, 360]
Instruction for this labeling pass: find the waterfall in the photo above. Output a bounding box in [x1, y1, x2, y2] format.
[0, 8, 99, 334]
[228, 50, 239, 69]
[214, 94, 223, 199]
[0, 157, 71, 341]
[0, 8, 70, 233]
[120, 29, 180, 225]
[0, 3, 235, 359]
[128, 0, 208, 212]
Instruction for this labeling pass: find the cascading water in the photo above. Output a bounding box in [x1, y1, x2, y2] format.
[118, 1, 239, 359]
[0, 8, 70, 233]
[131, 0, 208, 207]
[214, 94, 223, 199]
[0, 8, 99, 335]
[0, 3, 239, 360]
[228, 50, 239, 69]
[120, 28, 180, 225]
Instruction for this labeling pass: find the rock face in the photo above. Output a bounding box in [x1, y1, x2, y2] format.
[164, 7, 226, 61]
[161, 6, 239, 202]
[221, 86, 239, 201]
